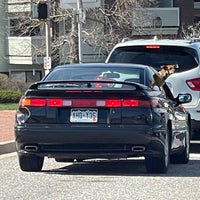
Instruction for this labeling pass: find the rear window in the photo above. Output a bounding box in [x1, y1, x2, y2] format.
[45, 66, 145, 84]
[108, 46, 198, 72]
[39, 66, 149, 90]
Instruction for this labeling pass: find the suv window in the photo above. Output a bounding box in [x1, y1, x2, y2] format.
[108, 46, 198, 72]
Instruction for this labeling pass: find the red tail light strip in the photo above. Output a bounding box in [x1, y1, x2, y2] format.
[19, 98, 151, 108]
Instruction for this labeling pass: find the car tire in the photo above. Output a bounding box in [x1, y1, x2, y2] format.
[170, 127, 190, 164]
[145, 128, 170, 173]
[18, 154, 44, 172]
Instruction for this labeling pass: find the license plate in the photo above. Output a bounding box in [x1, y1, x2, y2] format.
[70, 109, 98, 123]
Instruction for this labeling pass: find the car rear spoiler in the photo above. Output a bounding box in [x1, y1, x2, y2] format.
[28, 80, 148, 91]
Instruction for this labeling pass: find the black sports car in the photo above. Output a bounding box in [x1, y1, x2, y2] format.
[15, 63, 192, 173]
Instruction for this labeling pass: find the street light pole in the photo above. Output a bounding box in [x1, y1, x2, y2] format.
[77, 0, 83, 63]
[44, 1, 51, 75]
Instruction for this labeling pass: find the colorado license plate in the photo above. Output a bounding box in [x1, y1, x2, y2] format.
[70, 109, 98, 123]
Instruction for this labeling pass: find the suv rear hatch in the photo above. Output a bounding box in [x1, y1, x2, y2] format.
[106, 45, 200, 106]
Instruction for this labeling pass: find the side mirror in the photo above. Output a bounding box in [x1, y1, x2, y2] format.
[177, 93, 192, 104]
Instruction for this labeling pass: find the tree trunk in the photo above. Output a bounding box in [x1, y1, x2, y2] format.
[69, 10, 79, 63]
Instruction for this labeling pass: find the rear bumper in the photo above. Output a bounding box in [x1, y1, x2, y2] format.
[15, 123, 166, 159]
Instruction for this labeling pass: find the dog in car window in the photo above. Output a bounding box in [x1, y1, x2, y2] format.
[151, 64, 176, 87]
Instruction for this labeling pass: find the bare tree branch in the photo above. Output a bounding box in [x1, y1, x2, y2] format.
[5, 0, 160, 66]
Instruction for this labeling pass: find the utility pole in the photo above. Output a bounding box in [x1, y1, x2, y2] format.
[44, 15, 51, 75]
[77, 0, 84, 64]
[37, 0, 51, 75]
[44, 1, 51, 75]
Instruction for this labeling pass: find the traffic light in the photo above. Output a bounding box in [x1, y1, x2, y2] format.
[37, 1, 48, 20]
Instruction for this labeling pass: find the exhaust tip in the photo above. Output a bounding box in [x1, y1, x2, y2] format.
[24, 145, 39, 152]
[131, 146, 146, 152]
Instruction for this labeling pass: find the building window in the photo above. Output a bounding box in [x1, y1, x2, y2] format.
[10, 70, 42, 83]
[59, 16, 72, 36]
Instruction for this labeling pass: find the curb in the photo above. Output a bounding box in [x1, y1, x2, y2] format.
[0, 140, 15, 155]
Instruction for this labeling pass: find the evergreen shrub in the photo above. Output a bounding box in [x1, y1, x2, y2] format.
[0, 73, 29, 103]
[0, 90, 22, 103]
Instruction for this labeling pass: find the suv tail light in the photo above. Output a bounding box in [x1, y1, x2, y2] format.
[186, 78, 200, 91]
[145, 45, 160, 49]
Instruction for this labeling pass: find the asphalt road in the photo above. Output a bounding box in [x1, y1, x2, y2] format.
[1, 152, 200, 200]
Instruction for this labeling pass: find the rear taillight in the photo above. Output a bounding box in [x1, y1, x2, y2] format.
[19, 98, 46, 107]
[47, 99, 63, 107]
[186, 78, 200, 91]
[105, 99, 121, 107]
[19, 98, 151, 108]
[122, 99, 150, 107]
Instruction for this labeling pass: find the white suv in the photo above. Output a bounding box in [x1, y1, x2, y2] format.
[106, 37, 200, 139]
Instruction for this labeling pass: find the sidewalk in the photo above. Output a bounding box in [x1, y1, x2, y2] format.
[0, 110, 16, 154]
